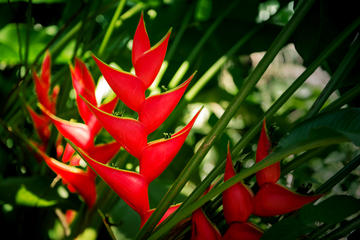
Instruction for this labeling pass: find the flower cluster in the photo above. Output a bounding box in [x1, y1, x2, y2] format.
[191, 121, 322, 239]
[71, 14, 200, 226]
[26, 51, 59, 154]
[29, 52, 121, 207]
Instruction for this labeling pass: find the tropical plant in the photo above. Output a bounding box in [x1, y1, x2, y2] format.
[1, 0, 360, 239]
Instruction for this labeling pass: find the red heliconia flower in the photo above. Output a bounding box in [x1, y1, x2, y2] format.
[255, 120, 280, 186]
[82, 97, 201, 170]
[140, 203, 181, 228]
[132, 13, 171, 89]
[223, 146, 253, 223]
[191, 209, 221, 240]
[39, 58, 119, 161]
[253, 183, 322, 216]
[32, 50, 59, 115]
[76, 146, 150, 216]
[27, 50, 60, 151]
[222, 222, 263, 240]
[92, 56, 193, 134]
[253, 120, 322, 216]
[140, 109, 201, 183]
[73, 14, 200, 228]
[35, 148, 97, 208]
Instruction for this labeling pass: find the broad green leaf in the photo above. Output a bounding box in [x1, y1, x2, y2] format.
[279, 108, 360, 148]
[262, 195, 360, 240]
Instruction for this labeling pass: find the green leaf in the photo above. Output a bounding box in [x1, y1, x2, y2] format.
[262, 195, 360, 240]
[279, 108, 360, 148]
[0, 176, 68, 207]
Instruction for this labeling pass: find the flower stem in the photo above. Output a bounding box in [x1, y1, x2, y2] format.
[98, 0, 127, 57]
[136, 0, 316, 238]
[306, 37, 360, 119]
[315, 154, 360, 194]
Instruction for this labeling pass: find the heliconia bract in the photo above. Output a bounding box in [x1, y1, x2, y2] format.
[253, 182, 322, 216]
[223, 146, 253, 223]
[255, 120, 280, 186]
[191, 209, 221, 240]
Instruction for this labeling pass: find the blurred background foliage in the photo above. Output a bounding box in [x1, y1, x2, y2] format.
[1, 0, 360, 239]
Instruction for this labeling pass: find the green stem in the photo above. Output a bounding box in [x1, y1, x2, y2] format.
[281, 147, 326, 175]
[185, 25, 260, 101]
[116, 2, 145, 25]
[315, 154, 360, 194]
[136, 1, 316, 239]
[321, 83, 360, 113]
[159, 12, 360, 232]
[149, 137, 347, 239]
[98, 209, 118, 240]
[319, 215, 360, 240]
[168, 0, 240, 88]
[98, 0, 127, 57]
[306, 37, 360, 119]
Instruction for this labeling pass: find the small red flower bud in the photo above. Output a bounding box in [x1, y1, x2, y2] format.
[253, 182, 322, 216]
[223, 146, 253, 223]
[255, 120, 280, 186]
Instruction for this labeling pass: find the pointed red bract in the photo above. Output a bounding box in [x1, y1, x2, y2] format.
[222, 222, 263, 240]
[70, 58, 118, 137]
[140, 204, 181, 228]
[70, 58, 97, 124]
[256, 120, 280, 186]
[191, 209, 221, 240]
[87, 141, 121, 164]
[223, 147, 253, 223]
[41, 50, 51, 89]
[26, 105, 50, 144]
[38, 150, 96, 208]
[132, 13, 150, 66]
[139, 74, 193, 134]
[78, 148, 150, 215]
[140, 109, 201, 183]
[82, 97, 147, 158]
[92, 55, 145, 112]
[253, 183, 321, 217]
[33, 51, 57, 114]
[40, 104, 94, 150]
[62, 143, 76, 163]
[134, 30, 171, 88]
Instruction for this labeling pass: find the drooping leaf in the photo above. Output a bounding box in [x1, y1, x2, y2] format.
[278, 108, 360, 149]
[262, 195, 360, 240]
